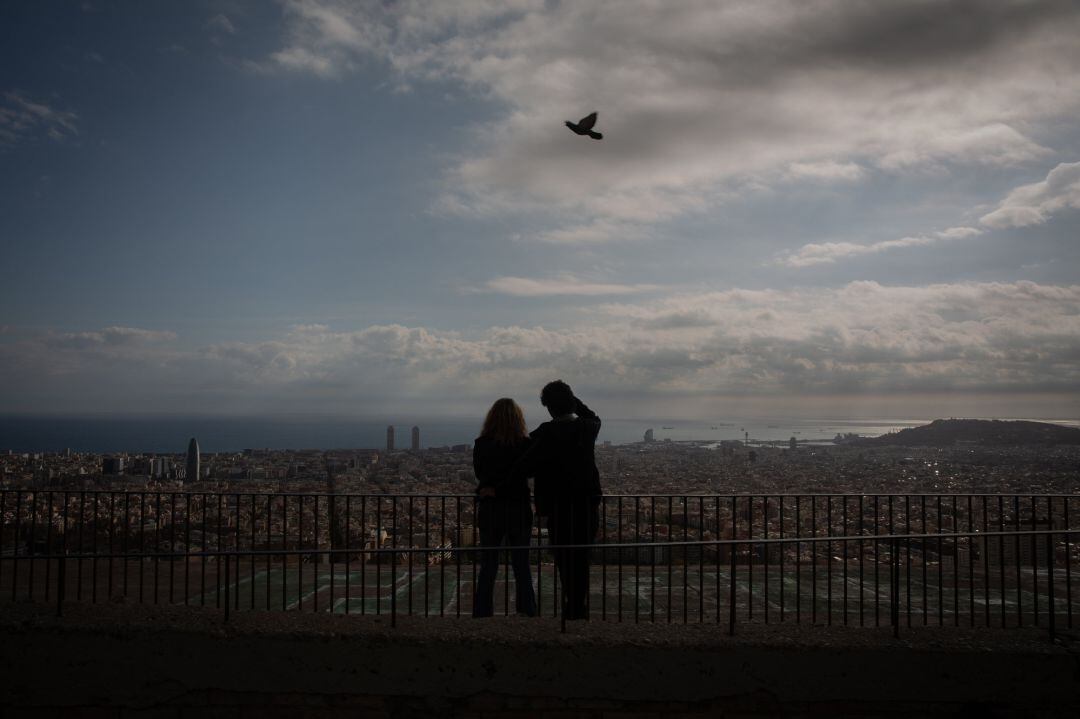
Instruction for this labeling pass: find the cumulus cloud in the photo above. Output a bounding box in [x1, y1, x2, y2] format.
[481, 276, 660, 297]
[2, 282, 1078, 413]
[260, 0, 1080, 238]
[979, 161, 1080, 229]
[0, 91, 78, 147]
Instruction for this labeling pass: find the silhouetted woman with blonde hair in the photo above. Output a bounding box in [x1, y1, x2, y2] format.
[472, 398, 537, 617]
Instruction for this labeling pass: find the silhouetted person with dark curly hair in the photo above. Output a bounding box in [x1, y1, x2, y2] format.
[472, 398, 537, 618]
[511, 380, 602, 620]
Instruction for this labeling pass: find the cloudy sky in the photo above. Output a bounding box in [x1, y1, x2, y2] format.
[2, 0, 1079, 422]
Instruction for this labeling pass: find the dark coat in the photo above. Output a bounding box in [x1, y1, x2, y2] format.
[472, 436, 532, 500]
[510, 398, 602, 517]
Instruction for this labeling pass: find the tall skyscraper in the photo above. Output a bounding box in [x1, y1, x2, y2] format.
[386, 425, 395, 451]
[644, 428, 654, 443]
[186, 437, 200, 482]
[411, 425, 420, 451]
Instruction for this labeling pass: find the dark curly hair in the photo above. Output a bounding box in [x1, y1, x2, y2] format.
[540, 380, 575, 417]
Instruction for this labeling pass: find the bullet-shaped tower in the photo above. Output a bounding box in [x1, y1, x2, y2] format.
[186, 437, 200, 482]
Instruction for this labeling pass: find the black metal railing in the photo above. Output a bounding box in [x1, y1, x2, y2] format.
[1, 490, 1077, 636]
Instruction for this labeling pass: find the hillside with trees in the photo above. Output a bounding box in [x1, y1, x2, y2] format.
[856, 419, 1080, 447]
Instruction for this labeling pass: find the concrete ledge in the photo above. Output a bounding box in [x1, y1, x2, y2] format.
[2, 602, 1079, 717]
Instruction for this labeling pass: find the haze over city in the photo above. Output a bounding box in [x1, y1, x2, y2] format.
[2, 0, 1079, 426]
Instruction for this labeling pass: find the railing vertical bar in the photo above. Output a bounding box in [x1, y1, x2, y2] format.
[618, 496, 624, 622]
[920, 495, 927, 625]
[715, 496, 721, 625]
[967, 495, 974, 627]
[636, 497, 641, 624]
[57, 551, 65, 618]
[536, 499, 544, 619]
[76, 491, 84, 601]
[184, 494, 192, 607]
[297, 495, 304, 612]
[329, 495, 336, 614]
[651, 496, 657, 623]
[1046, 530, 1056, 642]
[1013, 495, 1021, 627]
[842, 496, 848, 626]
[0, 492, 7, 596]
[455, 496, 462, 618]
[503, 497, 511, 618]
[424, 496, 429, 618]
[123, 492, 130, 600]
[667, 496, 673, 624]
[890, 538, 899, 639]
[154, 492, 162, 605]
[747, 495, 754, 622]
[998, 495, 1006, 628]
[763, 496, 769, 625]
[811, 495, 817, 625]
[200, 490, 206, 600]
[874, 495, 880, 627]
[281, 495, 288, 612]
[937, 495, 944, 626]
[378, 496, 386, 616]
[1065, 497, 1072, 629]
[728, 536, 737, 636]
[47, 491, 56, 602]
[362, 495, 368, 616]
[699, 496, 705, 623]
[858, 494, 865, 627]
[392, 496, 399, 622]
[224, 552, 230, 623]
[234, 494, 241, 612]
[169, 493, 176, 605]
[250, 494, 256, 611]
[29, 492, 38, 602]
[1031, 495, 1039, 626]
[438, 496, 443, 617]
[778, 495, 785, 623]
[139, 492, 146, 605]
[951, 495, 957, 626]
[345, 495, 352, 615]
[795, 495, 801, 625]
[13, 492, 27, 598]
[61, 492, 70, 610]
[216, 494, 224, 609]
[904, 495, 911, 627]
[730, 496, 736, 625]
[601, 496, 607, 621]
[266, 495, 272, 612]
[314, 495, 320, 614]
[409, 495, 415, 618]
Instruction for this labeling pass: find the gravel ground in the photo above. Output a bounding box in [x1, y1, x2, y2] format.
[3, 600, 1077, 655]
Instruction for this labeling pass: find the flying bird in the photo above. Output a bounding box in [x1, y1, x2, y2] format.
[565, 111, 603, 140]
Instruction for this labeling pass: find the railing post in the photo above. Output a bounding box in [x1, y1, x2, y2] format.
[890, 539, 900, 639]
[728, 541, 737, 636]
[1046, 532, 1055, 642]
[224, 552, 230, 623]
[56, 553, 66, 618]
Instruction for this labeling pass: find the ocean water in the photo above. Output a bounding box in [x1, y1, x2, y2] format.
[1, 414, 1076, 454]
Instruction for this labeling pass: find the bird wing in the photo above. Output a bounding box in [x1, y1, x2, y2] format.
[577, 112, 597, 131]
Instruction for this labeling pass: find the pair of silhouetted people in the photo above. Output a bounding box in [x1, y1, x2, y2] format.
[472, 380, 602, 620]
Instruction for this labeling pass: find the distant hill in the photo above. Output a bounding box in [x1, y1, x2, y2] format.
[854, 419, 1080, 447]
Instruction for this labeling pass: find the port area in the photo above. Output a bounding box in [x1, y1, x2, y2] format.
[2, 602, 1079, 718]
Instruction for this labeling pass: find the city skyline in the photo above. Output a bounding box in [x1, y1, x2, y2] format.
[1, 1, 1078, 422]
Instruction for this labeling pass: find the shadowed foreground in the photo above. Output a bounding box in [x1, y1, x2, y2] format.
[2, 602, 1079, 718]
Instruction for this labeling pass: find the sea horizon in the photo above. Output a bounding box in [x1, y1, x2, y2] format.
[2, 413, 1077, 455]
